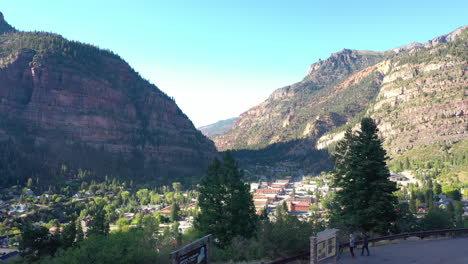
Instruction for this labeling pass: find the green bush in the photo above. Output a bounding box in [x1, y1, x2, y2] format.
[421, 208, 453, 231]
[211, 216, 316, 262]
[35, 229, 161, 264]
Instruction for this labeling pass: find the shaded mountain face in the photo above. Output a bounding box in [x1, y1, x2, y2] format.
[213, 26, 467, 174]
[0, 12, 217, 186]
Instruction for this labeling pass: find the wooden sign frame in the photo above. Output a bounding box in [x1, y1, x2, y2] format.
[311, 229, 339, 264]
[170, 234, 212, 264]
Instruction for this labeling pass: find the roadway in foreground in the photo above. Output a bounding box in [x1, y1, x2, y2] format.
[324, 237, 468, 264]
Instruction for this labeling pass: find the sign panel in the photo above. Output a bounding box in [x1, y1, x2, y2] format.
[170, 234, 211, 264]
[177, 245, 207, 264]
[316, 229, 338, 262]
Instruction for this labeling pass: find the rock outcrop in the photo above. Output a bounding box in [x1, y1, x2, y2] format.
[318, 28, 468, 157]
[213, 26, 467, 173]
[391, 25, 467, 52]
[214, 49, 389, 151]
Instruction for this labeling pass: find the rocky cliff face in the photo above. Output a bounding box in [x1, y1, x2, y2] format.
[214, 49, 389, 151]
[391, 25, 467, 52]
[318, 26, 467, 155]
[0, 12, 216, 184]
[214, 26, 467, 174]
[315, 27, 468, 183]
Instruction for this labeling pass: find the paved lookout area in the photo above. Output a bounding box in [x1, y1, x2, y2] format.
[324, 237, 468, 264]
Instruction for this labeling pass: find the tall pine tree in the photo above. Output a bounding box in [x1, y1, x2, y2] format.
[330, 118, 398, 234]
[87, 206, 109, 236]
[194, 152, 257, 247]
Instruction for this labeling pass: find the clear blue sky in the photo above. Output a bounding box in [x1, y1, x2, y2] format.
[2, 1, 467, 126]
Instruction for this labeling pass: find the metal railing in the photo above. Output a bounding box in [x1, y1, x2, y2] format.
[267, 228, 468, 264]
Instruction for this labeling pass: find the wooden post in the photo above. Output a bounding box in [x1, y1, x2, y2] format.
[334, 230, 340, 264]
[310, 236, 317, 264]
[171, 253, 177, 264]
[170, 234, 212, 264]
[206, 235, 211, 264]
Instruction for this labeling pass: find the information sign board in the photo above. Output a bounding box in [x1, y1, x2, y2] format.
[316, 229, 338, 261]
[170, 234, 211, 264]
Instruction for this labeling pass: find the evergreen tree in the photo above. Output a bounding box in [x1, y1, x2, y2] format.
[194, 152, 257, 247]
[446, 189, 462, 201]
[19, 225, 61, 258]
[404, 157, 411, 169]
[80, 181, 88, 191]
[447, 202, 455, 222]
[140, 214, 159, 240]
[87, 207, 109, 236]
[259, 208, 269, 220]
[434, 183, 442, 195]
[425, 189, 434, 210]
[19, 194, 25, 203]
[172, 182, 182, 193]
[275, 201, 289, 220]
[330, 118, 398, 234]
[76, 221, 84, 242]
[61, 220, 77, 248]
[170, 202, 180, 222]
[454, 201, 464, 226]
[26, 178, 33, 189]
[171, 221, 182, 246]
[409, 196, 417, 213]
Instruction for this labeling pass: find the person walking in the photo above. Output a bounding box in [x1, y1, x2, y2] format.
[361, 231, 370, 256]
[349, 233, 356, 258]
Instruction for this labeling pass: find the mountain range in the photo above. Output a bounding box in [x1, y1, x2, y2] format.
[206, 26, 467, 183]
[1, 9, 466, 187]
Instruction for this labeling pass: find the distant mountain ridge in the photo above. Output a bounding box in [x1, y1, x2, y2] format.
[391, 25, 467, 52]
[198, 117, 237, 138]
[0, 12, 217, 186]
[211, 26, 467, 179]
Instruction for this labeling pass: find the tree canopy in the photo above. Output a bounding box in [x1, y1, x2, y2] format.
[330, 117, 398, 234]
[194, 152, 257, 247]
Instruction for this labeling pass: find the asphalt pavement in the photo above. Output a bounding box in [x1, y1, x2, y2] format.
[323, 237, 468, 264]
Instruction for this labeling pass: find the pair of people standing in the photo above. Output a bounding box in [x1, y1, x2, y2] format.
[349, 232, 370, 258]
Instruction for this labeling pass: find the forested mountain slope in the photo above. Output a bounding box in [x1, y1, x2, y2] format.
[0, 12, 217, 186]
